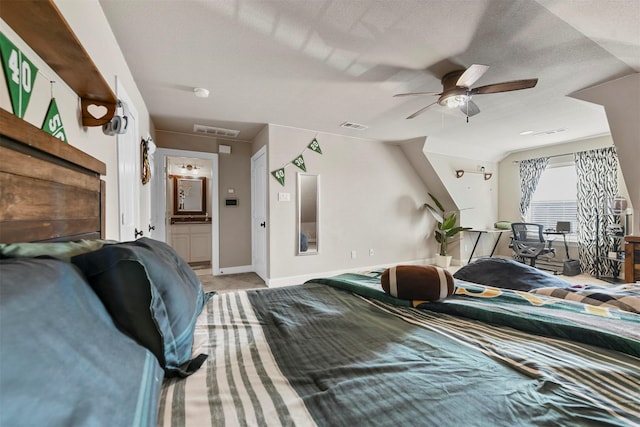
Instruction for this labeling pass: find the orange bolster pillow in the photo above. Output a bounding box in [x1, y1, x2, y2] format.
[381, 265, 455, 301]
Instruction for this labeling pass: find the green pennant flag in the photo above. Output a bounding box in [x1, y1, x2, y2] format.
[42, 98, 67, 142]
[308, 137, 322, 154]
[271, 168, 286, 186]
[292, 154, 306, 172]
[0, 32, 38, 118]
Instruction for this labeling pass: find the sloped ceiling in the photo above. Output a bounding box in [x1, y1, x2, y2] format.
[99, 0, 639, 161]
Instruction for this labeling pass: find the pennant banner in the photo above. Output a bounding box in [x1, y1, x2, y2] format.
[308, 137, 322, 154]
[271, 168, 285, 186]
[270, 137, 323, 186]
[292, 154, 306, 172]
[0, 32, 38, 118]
[42, 98, 67, 142]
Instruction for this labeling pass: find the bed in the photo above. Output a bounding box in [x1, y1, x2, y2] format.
[1, 110, 639, 427]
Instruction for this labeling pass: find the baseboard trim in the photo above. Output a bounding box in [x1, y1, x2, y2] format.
[216, 265, 253, 275]
[265, 259, 430, 288]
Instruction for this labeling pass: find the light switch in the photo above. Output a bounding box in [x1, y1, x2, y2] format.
[278, 192, 290, 202]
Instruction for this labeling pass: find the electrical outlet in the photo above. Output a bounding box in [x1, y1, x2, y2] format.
[351, 250, 357, 259]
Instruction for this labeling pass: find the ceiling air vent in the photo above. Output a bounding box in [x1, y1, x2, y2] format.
[193, 124, 240, 138]
[340, 121, 368, 131]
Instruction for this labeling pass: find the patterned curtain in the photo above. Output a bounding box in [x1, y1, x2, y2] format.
[574, 146, 619, 277]
[519, 157, 549, 220]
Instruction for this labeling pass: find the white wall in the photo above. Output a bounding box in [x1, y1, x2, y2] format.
[425, 153, 498, 263]
[0, 0, 153, 240]
[266, 125, 433, 285]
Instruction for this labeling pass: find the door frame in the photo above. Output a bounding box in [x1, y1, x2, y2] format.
[115, 78, 139, 241]
[152, 148, 220, 274]
[251, 146, 268, 281]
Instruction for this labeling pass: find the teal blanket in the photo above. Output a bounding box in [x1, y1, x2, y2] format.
[311, 271, 640, 357]
[160, 279, 640, 426]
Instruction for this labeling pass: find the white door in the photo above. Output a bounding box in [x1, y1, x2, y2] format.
[116, 80, 140, 241]
[251, 147, 267, 280]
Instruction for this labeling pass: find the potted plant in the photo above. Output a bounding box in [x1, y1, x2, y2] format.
[424, 193, 471, 267]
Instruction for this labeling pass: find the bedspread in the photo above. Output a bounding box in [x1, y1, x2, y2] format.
[158, 282, 639, 426]
[314, 271, 640, 356]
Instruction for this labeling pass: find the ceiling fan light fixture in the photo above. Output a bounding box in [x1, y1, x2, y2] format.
[441, 94, 469, 109]
[396, 64, 538, 120]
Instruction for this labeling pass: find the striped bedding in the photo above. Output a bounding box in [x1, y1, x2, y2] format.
[158, 281, 640, 427]
[530, 283, 640, 314]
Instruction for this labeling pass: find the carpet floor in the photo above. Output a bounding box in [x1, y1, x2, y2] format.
[195, 270, 267, 294]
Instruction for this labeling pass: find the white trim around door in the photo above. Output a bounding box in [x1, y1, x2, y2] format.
[152, 148, 220, 274]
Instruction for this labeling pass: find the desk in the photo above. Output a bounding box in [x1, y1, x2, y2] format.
[467, 229, 510, 264]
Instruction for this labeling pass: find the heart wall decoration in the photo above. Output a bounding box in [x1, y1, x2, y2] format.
[81, 98, 116, 127]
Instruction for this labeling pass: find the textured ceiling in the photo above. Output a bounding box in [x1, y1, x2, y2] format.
[99, 0, 640, 161]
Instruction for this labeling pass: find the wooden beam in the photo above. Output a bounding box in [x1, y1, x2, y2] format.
[1, 0, 117, 126]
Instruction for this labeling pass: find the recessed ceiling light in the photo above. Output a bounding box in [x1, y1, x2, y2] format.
[533, 128, 567, 137]
[340, 121, 368, 130]
[193, 87, 210, 98]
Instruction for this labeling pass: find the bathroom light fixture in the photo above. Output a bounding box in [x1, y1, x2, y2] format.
[193, 87, 210, 98]
[179, 163, 199, 174]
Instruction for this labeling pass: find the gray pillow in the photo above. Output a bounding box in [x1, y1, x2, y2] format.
[454, 257, 572, 291]
[0, 257, 163, 427]
[71, 237, 210, 377]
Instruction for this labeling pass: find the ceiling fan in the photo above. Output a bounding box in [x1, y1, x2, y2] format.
[394, 64, 538, 120]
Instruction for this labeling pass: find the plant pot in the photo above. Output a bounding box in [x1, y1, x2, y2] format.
[436, 255, 452, 268]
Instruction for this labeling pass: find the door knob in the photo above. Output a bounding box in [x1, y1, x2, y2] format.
[135, 228, 144, 238]
[149, 224, 155, 232]
[260, 222, 266, 228]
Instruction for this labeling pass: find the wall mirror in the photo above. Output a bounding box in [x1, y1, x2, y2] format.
[173, 176, 206, 215]
[297, 173, 319, 255]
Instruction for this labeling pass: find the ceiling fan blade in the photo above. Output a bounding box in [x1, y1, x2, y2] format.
[460, 99, 480, 117]
[393, 91, 440, 97]
[406, 101, 438, 119]
[456, 64, 489, 88]
[470, 78, 538, 95]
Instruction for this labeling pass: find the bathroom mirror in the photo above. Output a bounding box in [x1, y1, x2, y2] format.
[297, 173, 319, 255]
[173, 176, 206, 215]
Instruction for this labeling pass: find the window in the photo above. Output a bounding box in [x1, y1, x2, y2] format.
[527, 163, 577, 235]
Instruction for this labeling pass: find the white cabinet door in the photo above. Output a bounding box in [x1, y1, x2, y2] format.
[170, 224, 211, 263]
[190, 232, 211, 262]
[171, 233, 191, 262]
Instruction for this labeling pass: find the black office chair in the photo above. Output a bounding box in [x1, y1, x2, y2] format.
[511, 222, 555, 267]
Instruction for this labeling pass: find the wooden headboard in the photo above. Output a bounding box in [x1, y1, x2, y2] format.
[0, 109, 106, 243]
